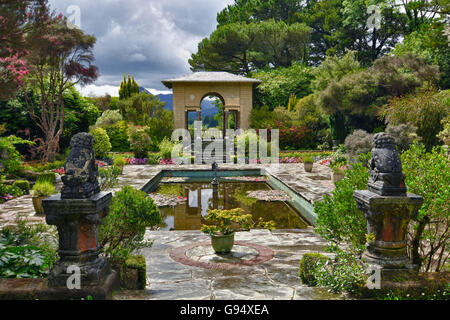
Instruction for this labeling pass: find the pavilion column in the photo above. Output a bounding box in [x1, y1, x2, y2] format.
[197, 110, 201, 122]
[236, 111, 241, 130]
[223, 110, 229, 136]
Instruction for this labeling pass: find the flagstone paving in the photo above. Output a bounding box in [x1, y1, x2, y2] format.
[113, 229, 345, 300]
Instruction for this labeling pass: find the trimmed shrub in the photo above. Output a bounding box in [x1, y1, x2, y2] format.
[94, 110, 123, 128]
[104, 120, 130, 152]
[344, 130, 373, 162]
[12, 180, 30, 194]
[312, 249, 368, 294]
[99, 186, 161, 265]
[129, 128, 152, 159]
[90, 128, 112, 159]
[314, 153, 370, 249]
[158, 137, 179, 159]
[386, 123, 418, 152]
[299, 253, 330, 286]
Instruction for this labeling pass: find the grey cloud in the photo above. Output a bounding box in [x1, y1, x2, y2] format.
[48, 0, 234, 90]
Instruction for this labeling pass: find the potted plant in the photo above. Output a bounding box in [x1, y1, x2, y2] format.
[302, 155, 314, 173]
[329, 158, 348, 183]
[201, 208, 275, 254]
[31, 181, 55, 215]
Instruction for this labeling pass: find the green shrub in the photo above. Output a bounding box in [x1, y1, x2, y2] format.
[94, 110, 123, 128]
[129, 128, 152, 159]
[99, 186, 162, 264]
[146, 153, 162, 165]
[401, 143, 450, 271]
[0, 181, 24, 200]
[386, 123, 418, 152]
[380, 88, 449, 150]
[37, 172, 56, 185]
[314, 153, 370, 249]
[0, 135, 33, 175]
[104, 120, 130, 152]
[12, 180, 30, 193]
[90, 127, 112, 159]
[98, 165, 121, 191]
[158, 137, 177, 159]
[299, 253, 330, 286]
[344, 130, 373, 162]
[311, 249, 368, 294]
[302, 155, 314, 163]
[113, 157, 126, 167]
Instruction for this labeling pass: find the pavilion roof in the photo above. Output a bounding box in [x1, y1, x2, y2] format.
[162, 71, 261, 89]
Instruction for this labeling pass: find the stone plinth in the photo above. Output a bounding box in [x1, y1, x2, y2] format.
[354, 190, 423, 269]
[43, 192, 117, 290]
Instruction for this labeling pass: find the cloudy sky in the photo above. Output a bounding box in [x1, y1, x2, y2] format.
[47, 0, 234, 96]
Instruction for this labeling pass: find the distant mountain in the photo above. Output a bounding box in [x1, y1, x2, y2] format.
[139, 87, 219, 118]
[155, 93, 219, 118]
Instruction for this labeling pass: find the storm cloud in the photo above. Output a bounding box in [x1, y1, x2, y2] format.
[47, 0, 234, 95]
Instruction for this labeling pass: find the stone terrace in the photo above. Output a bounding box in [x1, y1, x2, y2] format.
[0, 163, 342, 300]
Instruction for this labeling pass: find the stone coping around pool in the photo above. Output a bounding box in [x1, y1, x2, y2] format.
[0, 163, 333, 227]
[116, 163, 334, 226]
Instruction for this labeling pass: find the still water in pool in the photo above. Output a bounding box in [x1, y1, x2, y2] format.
[155, 181, 308, 231]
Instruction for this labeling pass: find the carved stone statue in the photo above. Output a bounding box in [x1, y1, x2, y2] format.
[61, 132, 100, 199]
[368, 133, 407, 196]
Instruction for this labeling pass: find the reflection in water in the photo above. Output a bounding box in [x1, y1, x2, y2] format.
[156, 182, 308, 231]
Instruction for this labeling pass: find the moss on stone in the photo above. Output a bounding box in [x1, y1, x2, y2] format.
[124, 255, 146, 290]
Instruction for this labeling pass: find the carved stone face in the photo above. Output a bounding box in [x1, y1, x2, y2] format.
[61, 132, 100, 199]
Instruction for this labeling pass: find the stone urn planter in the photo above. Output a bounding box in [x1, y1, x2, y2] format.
[304, 162, 313, 173]
[32, 196, 46, 215]
[211, 233, 235, 254]
[201, 208, 274, 254]
[303, 156, 314, 173]
[332, 170, 344, 183]
[31, 181, 55, 215]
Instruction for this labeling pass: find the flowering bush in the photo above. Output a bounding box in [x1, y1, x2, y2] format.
[129, 127, 152, 158]
[126, 158, 148, 165]
[280, 157, 303, 163]
[159, 158, 174, 165]
[95, 160, 107, 168]
[53, 167, 65, 175]
[278, 126, 313, 150]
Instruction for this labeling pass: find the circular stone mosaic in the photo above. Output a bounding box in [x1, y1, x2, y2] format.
[170, 241, 274, 270]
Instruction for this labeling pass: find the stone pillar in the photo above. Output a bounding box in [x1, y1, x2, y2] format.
[44, 192, 112, 287]
[42, 133, 119, 298]
[354, 133, 423, 272]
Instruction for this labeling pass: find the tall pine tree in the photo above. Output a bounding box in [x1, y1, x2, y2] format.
[119, 74, 141, 99]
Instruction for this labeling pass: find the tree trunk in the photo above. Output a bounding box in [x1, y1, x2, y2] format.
[411, 215, 430, 269]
